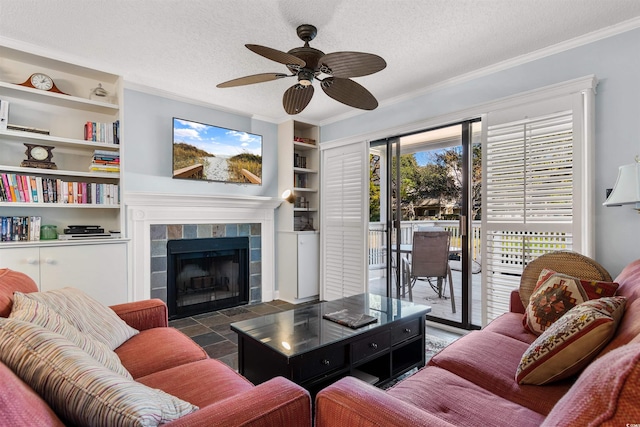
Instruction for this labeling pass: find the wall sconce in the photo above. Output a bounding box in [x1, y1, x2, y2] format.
[603, 156, 640, 211]
[281, 189, 296, 204]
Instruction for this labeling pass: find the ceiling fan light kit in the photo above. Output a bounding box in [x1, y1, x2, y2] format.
[217, 24, 386, 115]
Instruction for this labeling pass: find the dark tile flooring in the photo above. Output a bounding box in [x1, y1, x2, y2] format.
[169, 299, 463, 372]
[168, 300, 319, 371]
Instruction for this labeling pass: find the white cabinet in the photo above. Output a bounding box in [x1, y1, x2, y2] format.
[277, 231, 319, 303]
[0, 241, 128, 306]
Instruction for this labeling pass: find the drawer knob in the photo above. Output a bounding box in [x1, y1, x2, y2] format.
[369, 342, 378, 350]
[404, 328, 412, 334]
[321, 359, 330, 366]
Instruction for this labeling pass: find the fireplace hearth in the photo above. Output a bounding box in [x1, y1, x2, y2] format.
[167, 237, 250, 319]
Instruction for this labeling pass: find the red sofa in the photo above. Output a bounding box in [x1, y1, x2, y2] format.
[316, 255, 640, 427]
[0, 268, 312, 427]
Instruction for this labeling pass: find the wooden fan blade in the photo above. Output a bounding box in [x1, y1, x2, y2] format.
[319, 52, 386, 78]
[283, 84, 314, 115]
[217, 73, 289, 88]
[246, 44, 306, 67]
[321, 77, 378, 110]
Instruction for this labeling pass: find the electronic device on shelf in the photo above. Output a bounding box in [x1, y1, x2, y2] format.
[64, 225, 105, 235]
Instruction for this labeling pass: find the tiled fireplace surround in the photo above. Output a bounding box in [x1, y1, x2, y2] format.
[126, 193, 281, 304]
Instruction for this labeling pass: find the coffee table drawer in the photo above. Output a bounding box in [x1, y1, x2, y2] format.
[297, 346, 347, 381]
[391, 318, 421, 345]
[352, 331, 390, 363]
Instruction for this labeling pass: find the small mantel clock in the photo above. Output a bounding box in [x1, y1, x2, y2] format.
[17, 73, 69, 95]
[20, 143, 57, 169]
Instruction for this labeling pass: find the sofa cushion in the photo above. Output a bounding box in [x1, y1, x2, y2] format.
[387, 366, 545, 427]
[115, 327, 208, 379]
[0, 268, 38, 317]
[517, 296, 626, 385]
[17, 287, 138, 349]
[0, 317, 198, 427]
[598, 297, 640, 357]
[523, 269, 618, 335]
[483, 312, 537, 344]
[541, 342, 640, 426]
[428, 330, 572, 415]
[0, 361, 65, 427]
[9, 291, 131, 378]
[137, 359, 254, 408]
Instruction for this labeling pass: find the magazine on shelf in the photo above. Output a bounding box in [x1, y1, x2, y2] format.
[323, 308, 378, 329]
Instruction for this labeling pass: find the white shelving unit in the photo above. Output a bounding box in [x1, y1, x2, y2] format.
[0, 45, 128, 304]
[277, 120, 320, 303]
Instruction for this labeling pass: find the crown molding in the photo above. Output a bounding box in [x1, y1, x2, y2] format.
[320, 17, 640, 127]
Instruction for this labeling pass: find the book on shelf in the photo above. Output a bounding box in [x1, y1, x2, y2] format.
[5, 124, 50, 135]
[84, 120, 120, 144]
[0, 99, 8, 131]
[323, 309, 378, 329]
[0, 173, 119, 205]
[0, 216, 41, 242]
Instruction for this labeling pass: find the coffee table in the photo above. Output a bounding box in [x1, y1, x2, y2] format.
[231, 293, 431, 396]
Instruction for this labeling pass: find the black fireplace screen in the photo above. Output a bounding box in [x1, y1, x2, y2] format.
[167, 237, 249, 319]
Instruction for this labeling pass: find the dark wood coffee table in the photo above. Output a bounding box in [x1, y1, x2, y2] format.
[231, 293, 431, 396]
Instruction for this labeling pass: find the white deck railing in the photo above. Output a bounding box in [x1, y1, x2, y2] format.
[368, 220, 481, 269]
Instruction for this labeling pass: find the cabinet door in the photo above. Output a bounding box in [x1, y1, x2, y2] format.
[297, 233, 319, 299]
[39, 243, 128, 305]
[0, 247, 41, 286]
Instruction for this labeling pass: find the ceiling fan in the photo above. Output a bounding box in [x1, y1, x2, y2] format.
[217, 24, 387, 115]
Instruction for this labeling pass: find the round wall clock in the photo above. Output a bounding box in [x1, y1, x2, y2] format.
[17, 73, 69, 95]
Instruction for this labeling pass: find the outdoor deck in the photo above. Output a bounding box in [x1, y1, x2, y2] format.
[368, 264, 482, 326]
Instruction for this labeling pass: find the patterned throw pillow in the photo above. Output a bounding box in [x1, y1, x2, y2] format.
[0, 318, 198, 427]
[516, 296, 626, 385]
[523, 269, 619, 335]
[16, 287, 138, 350]
[10, 292, 132, 378]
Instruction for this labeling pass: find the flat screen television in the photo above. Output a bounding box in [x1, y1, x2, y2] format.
[172, 117, 263, 185]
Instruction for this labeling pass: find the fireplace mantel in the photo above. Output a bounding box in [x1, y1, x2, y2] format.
[125, 192, 281, 302]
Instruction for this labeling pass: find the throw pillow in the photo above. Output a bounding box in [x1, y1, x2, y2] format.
[10, 292, 132, 378]
[516, 296, 626, 385]
[0, 318, 198, 427]
[523, 269, 619, 335]
[16, 287, 138, 349]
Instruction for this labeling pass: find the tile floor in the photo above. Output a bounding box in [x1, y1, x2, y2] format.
[169, 299, 462, 372]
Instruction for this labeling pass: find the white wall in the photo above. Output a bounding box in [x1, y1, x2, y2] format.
[122, 89, 278, 198]
[321, 28, 640, 277]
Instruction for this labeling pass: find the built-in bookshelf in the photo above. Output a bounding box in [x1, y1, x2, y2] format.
[0, 44, 128, 305]
[277, 120, 320, 303]
[0, 44, 123, 243]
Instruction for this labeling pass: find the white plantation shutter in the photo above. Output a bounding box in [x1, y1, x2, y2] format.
[321, 141, 367, 300]
[483, 87, 595, 323]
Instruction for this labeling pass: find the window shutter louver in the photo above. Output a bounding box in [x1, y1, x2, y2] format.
[321, 141, 367, 301]
[484, 108, 581, 321]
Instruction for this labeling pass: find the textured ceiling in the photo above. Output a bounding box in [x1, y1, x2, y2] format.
[2, 0, 640, 124]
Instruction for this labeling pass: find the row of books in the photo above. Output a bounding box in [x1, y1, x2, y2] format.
[84, 120, 120, 144]
[1, 216, 41, 242]
[0, 173, 119, 205]
[293, 153, 308, 169]
[89, 150, 120, 173]
[294, 173, 307, 189]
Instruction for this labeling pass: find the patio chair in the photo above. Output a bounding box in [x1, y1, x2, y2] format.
[401, 230, 456, 313]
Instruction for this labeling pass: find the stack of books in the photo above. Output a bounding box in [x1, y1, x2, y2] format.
[89, 150, 120, 173]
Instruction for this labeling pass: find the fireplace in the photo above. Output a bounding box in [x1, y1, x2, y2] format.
[167, 237, 250, 319]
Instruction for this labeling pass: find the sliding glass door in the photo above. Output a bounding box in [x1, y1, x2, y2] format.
[368, 119, 481, 330]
